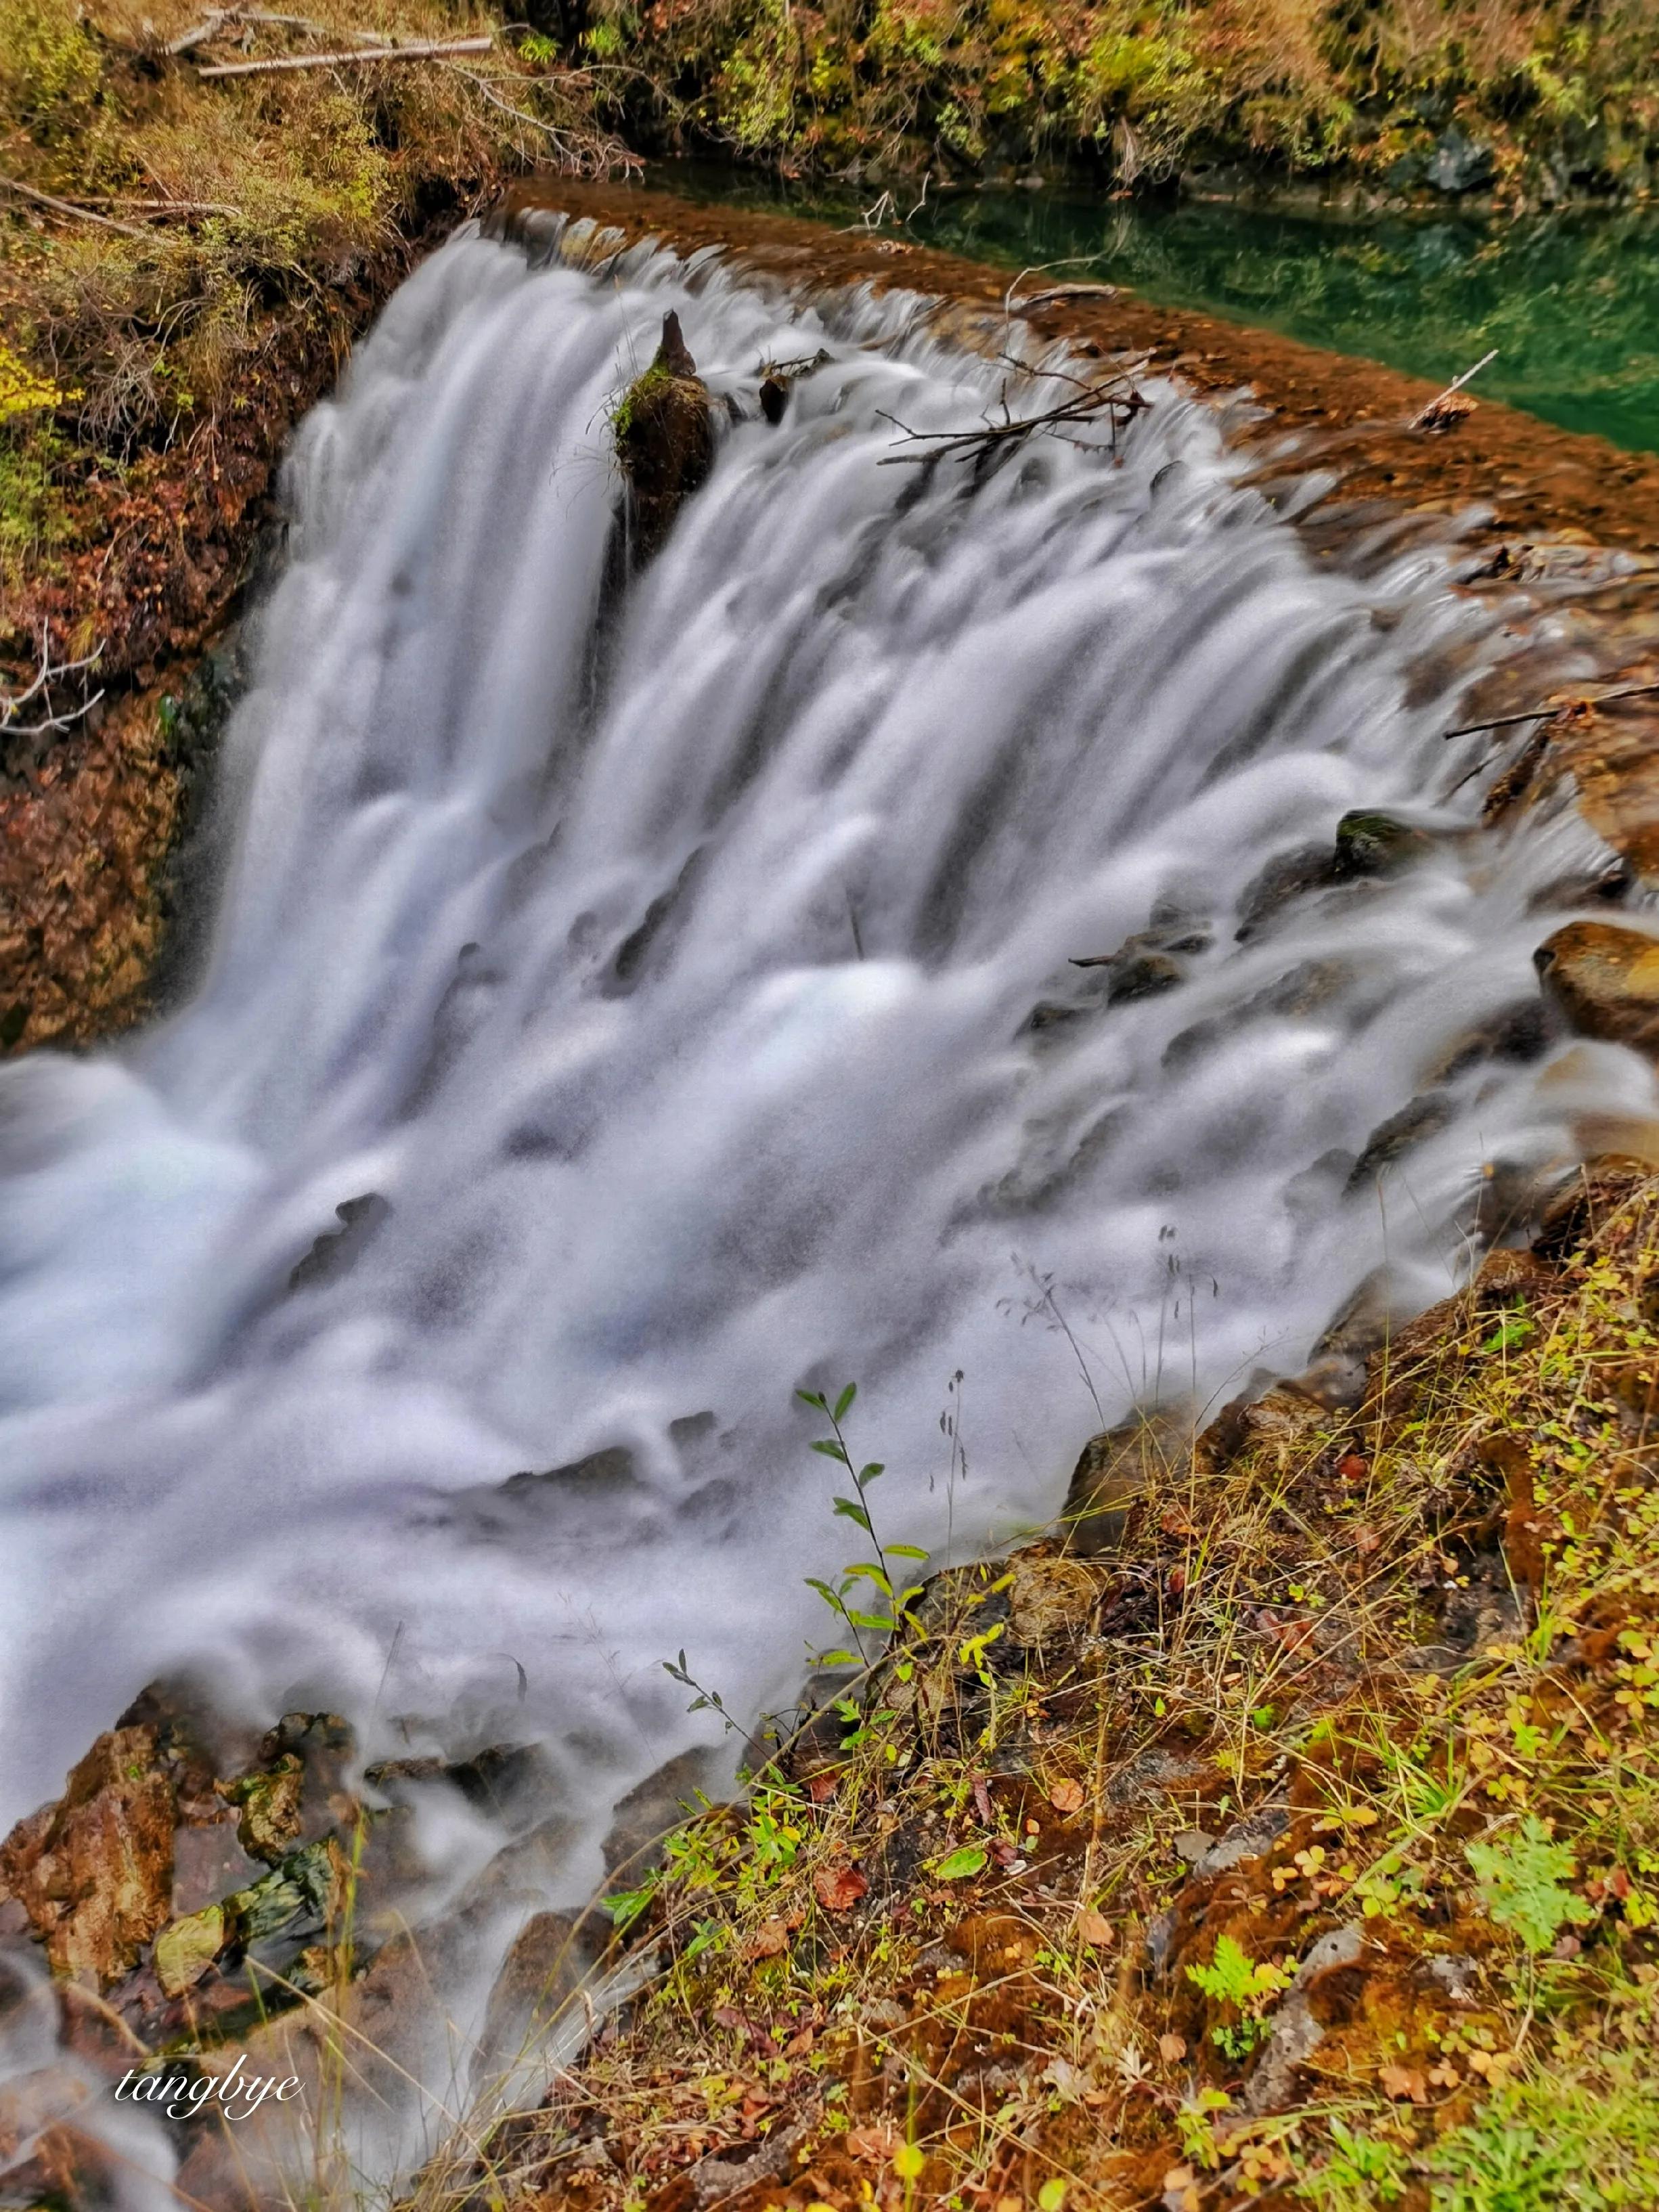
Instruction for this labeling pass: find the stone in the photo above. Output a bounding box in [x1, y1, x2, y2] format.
[1425, 126, 1497, 194]
[474, 1907, 606, 2087]
[153, 1901, 227, 1998]
[0, 1725, 175, 1987]
[1344, 1092, 1456, 1192]
[220, 1754, 304, 1865]
[1060, 1413, 1186, 1555]
[614, 310, 714, 568]
[600, 1750, 720, 1882]
[1332, 810, 1435, 879]
[1534, 920, 1659, 1057]
[1243, 1924, 1365, 2113]
[1235, 843, 1338, 936]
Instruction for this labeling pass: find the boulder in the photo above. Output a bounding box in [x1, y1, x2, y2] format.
[1534, 921, 1659, 1057]
[614, 311, 714, 568]
[0, 1727, 174, 1987]
[1331, 810, 1435, 879]
[1060, 1413, 1188, 1555]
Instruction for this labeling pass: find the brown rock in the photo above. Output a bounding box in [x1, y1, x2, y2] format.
[0, 1726, 174, 1987]
[474, 1908, 605, 2086]
[1534, 921, 1659, 1056]
[1060, 1413, 1185, 1555]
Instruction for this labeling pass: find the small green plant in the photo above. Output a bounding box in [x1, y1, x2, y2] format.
[1300, 2120, 1411, 2210]
[799, 1384, 929, 1668]
[1465, 1815, 1594, 1954]
[1187, 1933, 1293, 2056]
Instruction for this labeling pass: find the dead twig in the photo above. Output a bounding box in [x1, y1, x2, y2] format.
[1411, 348, 1497, 431]
[0, 175, 148, 237]
[1010, 283, 1120, 313]
[877, 376, 1149, 469]
[1, 630, 106, 743]
[1444, 678, 1659, 740]
[198, 32, 489, 76]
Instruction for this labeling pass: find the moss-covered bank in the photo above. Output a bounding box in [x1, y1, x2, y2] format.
[594, 0, 1658, 205]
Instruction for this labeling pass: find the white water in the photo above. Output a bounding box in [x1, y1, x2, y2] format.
[1, 219, 1651, 1896]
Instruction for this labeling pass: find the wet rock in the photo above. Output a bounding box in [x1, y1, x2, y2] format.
[1534, 1157, 1656, 1262]
[1067, 921, 1210, 1011]
[1424, 996, 1551, 1083]
[600, 1750, 721, 1882]
[474, 1908, 606, 2087]
[1302, 1268, 1398, 1404]
[153, 1901, 228, 1998]
[220, 1755, 304, 1865]
[366, 1742, 560, 1835]
[0, 1726, 174, 1987]
[757, 347, 831, 424]
[614, 311, 714, 568]
[1333, 809, 1436, 879]
[1426, 126, 1497, 194]
[1164, 958, 1348, 1072]
[1344, 1091, 1456, 1193]
[1235, 842, 1337, 935]
[288, 1193, 390, 1291]
[1197, 1383, 1327, 1476]
[1060, 1413, 1185, 1556]
[1534, 920, 1659, 1056]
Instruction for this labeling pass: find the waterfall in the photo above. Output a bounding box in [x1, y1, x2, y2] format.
[0, 218, 1642, 1886]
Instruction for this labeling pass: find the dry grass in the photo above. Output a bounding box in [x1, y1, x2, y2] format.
[404, 1160, 1659, 2212]
[0, 0, 634, 658]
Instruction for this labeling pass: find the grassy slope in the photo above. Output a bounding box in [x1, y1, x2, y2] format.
[416, 1161, 1659, 2212]
[604, 0, 1659, 197]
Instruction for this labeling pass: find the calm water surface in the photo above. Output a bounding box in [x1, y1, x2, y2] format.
[660, 166, 1659, 456]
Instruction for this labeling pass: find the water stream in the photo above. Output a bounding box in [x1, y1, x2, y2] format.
[1, 213, 1654, 2169]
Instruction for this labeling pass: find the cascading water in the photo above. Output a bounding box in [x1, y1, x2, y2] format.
[1, 215, 1653, 2159]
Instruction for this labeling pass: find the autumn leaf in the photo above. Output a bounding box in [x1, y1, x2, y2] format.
[748, 1918, 789, 1957]
[1379, 2061, 1428, 2102]
[1048, 1777, 1086, 1815]
[1076, 1907, 1114, 1946]
[1158, 2032, 1187, 2062]
[805, 1770, 839, 1802]
[814, 1864, 868, 1911]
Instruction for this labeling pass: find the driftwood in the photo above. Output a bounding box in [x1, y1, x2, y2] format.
[878, 375, 1149, 470]
[1444, 678, 1659, 740]
[1411, 348, 1497, 432]
[198, 32, 489, 76]
[1009, 282, 1120, 313]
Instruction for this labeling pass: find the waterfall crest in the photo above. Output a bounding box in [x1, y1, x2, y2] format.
[0, 221, 1645, 1866]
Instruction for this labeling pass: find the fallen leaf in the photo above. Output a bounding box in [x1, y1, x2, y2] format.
[1162, 2167, 1196, 2192]
[847, 2123, 900, 2161]
[1158, 2033, 1187, 2063]
[784, 2026, 814, 2058]
[748, 1919, 789, 1959]
[971, 1775, 994, 1823]
[1337, 1452, 1369, 1482]
[1379, 2062, 1428, 2103]
[814, 1865, 868, 1913]
[931, 1845, 988, 1880]
[1048, 1777, 1086, 1815]
[1076, 1908, 1114, 1947]
[805, 1771, 838, 1803]
[1354, 1525, 1381, 1554]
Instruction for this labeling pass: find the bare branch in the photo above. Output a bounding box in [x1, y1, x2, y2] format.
[1444, 678, 1659, 740]
[198, 32, 489, 76]
[1, 631, 106, 743]
[1411, 348, 1498, 431]
[877, 376, 1150, 469]
[0, 175, 149, 237]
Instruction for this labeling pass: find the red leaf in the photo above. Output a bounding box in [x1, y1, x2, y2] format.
[814, 1864, 868, 1912]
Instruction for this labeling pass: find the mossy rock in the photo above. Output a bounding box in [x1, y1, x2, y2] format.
[613, 310, 714, 569]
